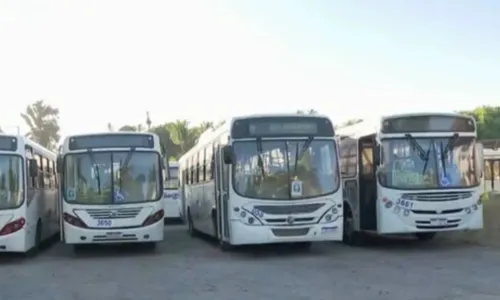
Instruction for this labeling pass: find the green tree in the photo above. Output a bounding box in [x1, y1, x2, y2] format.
[20, 100, 61, 150]
[461, 106, 500, 140]
[149, 123, 180, 160]
[167, 120, 199, 155]
[118, 124, 144, 132]
[335, 118, 363, 129]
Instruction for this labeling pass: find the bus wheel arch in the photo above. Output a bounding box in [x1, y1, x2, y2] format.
[27, 219, 42, 257]
[186, 206, 197, 237]
[342, 202, 364, 246]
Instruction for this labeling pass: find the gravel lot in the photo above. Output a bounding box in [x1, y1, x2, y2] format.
[0, 226, 499, 300]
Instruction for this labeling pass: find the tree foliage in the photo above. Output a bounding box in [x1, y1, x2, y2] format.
[20, 100, 60, 150]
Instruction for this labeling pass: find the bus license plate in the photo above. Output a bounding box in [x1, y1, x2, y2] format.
[97, 219, 112, 227]
[430, 218, 447, 226]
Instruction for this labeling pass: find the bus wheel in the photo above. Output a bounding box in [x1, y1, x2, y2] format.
[415, 232, 436, 241]
[343, 214, 365, 246]
[26, 222, 42, 257]
[187, 210, 198, 238]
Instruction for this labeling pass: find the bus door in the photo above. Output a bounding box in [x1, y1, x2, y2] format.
[215, 146, 230, 242]
[358, 135, 377, 231]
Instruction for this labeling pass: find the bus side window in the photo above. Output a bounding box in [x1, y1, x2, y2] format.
[36, 154, 43, 188]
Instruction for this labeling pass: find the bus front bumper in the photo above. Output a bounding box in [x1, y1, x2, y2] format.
[229, 219, 343, 245]
[63, 222, 164, 244]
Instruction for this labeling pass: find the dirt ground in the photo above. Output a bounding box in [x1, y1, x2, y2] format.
[441, 193, 500, 247]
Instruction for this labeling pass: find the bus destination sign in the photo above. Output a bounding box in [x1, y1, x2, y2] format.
[231, 116, 334, 138]
[0, 136, 17, 151]
[69, 134, 154, 150]
[381, 115, 476, 134]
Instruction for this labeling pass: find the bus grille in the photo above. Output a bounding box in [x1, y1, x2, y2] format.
[85, 208, 142, 219]
[271, 228, 310, 237]
[253, 203, 325, 215]
[401, 192, 472, 202]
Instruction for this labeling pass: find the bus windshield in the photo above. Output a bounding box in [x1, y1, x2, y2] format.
[0, 154, 23, 209]
[232, 139, 339, 200]
[378, 137, 478, 189]
[165, 166, 178, 189]
[63, 151, 162, 204]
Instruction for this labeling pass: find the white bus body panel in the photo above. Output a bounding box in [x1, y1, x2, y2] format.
[376, 187, 482, 234]
[227, 193, 343, 245]
[163, 188, 182, 219]
[62, 202, 164, 244]
[0, 138, 59, 253]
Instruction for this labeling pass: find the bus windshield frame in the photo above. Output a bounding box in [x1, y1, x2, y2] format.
[377, 136, 479, 190]
[62, 150, 163, 205]
[231, 138, 340, 200]
[0, 153, 24, 210]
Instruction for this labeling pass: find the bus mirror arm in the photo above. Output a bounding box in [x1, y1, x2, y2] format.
[29, 159, 38, 177]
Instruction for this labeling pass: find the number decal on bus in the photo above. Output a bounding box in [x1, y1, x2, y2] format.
[97, 219, 112, 227]
[396, 199, 413, 209]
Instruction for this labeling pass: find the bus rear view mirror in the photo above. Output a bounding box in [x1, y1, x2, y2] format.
[56, 156, 63, 173]
[222, 145, 234, 164]
[29, 159, 38, 177]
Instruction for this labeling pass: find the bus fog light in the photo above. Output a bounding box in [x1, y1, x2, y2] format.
[240, 211, 246, 218]
[325, 214, 332, 221]
[385, 201, 393, 209]
[332, 208, 338, 214]
[248, 217, 254, 224]
[393, 206, 401, 214]
[403, 209, 410, 216]
[465, 207, 471, 214]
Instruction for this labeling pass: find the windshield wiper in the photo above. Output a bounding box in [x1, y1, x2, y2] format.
[87, 150, 101, 195]
[293, 136, 314, 176]
[439, 133, 459, 177]
[405, 134, 431, 175]
[256, 138, 266, 178]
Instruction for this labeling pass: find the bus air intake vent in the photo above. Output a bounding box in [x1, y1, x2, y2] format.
[271, 228, 310, 237]
[401, 192, 472, 202]
[253, 203, 325, 215]
[86, 208, 142, 219]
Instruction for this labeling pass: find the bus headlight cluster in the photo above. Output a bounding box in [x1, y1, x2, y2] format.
[319, 205, 341, 224]
[238, 209, 263, 226]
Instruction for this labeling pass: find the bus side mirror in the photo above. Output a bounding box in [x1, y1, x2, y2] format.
[222, 145, 234, 164]
[29, 159, 38, 177]
[56, 156, 63, 173]
[374, 145, 381, 166]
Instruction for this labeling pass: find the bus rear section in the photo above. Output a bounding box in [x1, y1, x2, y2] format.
[163, 161, 182, 221]
[58, 133, 165, 249]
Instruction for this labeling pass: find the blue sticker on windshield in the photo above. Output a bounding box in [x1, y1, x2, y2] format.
[66, 188, 76, 201]
[439, 174, 451, 187]
[291, 180, 303, 197]
[114, 190, 125, 202]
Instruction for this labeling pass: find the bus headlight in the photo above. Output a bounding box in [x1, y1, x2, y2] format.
[238, 208, 263, 226]
[319, 205, 341, 224]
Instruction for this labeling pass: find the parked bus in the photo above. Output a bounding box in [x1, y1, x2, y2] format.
[337, 112, 484, 245]
[163, 161, 182, 222]
[179, 114, 343, 251]
[0, 134, 59, 254]
[57, 132, 166, 251]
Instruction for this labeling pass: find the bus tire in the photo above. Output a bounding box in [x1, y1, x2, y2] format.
[187, 209, 198, 238]
[212, 212, 233, 251]
[26, 221, 42, 257]
[415, 232, 436, 241]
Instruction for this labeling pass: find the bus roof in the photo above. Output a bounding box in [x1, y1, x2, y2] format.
[60, 131, 162, 153]
[336, 112, 475, 139]
[180, 113, 333, 164]
[0, 133, 57, 159]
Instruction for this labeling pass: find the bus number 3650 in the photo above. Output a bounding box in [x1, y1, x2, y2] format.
[97, 219, 112, 227]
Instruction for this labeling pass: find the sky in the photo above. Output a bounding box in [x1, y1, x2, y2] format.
[0, 0, 499, 137]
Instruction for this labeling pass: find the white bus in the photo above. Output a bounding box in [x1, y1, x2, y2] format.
[163, 161, 182, 221]
[179, 114, 343, 251]
[57, 132, 166, 251]
[337, 112, 484, 245]
[0, 134, 59, 254]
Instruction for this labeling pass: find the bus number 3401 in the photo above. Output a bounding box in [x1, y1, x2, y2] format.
[396, 199, 414, 209]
